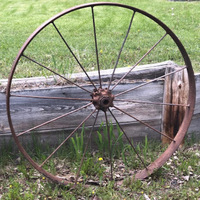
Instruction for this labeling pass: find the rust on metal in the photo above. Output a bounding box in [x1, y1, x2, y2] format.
[6, 2, 196, 186]
[91, 88, 114, 112]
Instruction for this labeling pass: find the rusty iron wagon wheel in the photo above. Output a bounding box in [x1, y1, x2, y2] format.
[7, 2, 195, 186]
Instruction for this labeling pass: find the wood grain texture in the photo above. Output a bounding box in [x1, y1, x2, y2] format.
[162, 67, 189, 144]
[0, 61, 199, 149]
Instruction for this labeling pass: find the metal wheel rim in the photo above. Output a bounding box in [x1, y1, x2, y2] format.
[6, 2, 196, 185]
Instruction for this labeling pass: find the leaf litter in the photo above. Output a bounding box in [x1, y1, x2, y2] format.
[0, 143, 199, 199]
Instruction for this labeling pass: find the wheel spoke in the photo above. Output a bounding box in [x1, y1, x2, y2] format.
[115, 66, 187, 98]
[111, 33, 168, 91]
[52, 21, 97, 90]
[7, 2, 196, 185]
[91, 6, 102, 88]
[113, 105, 175, 142]
[10, 94, 92, 102]
[114, 98, 189, 107]
[108, 108, 147, 170]
[40, 109, 96, 167]
[74, 110, 99, 185]
[108, 11, 135, 89]
[22, 54, 92, 94]
[104, 111, 113, 180]
[17, 102, 92, 137]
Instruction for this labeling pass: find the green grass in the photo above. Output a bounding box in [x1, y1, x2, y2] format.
[0, 135, 199, 199]
[0, 0, 199, 79]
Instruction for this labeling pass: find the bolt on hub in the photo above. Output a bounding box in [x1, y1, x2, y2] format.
[91, 88, 114, 112]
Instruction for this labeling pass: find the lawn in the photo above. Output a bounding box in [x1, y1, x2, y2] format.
[0, 0, 199, 79]
[0, 135, 199, 199]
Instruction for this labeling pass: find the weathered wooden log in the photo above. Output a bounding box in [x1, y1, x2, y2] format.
[162, 67, 189, 144]
[1, 61, 174, 136]
[0, 61, 199, 150]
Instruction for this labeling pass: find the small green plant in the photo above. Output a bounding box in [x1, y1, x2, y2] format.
[80, 157, 105, 180]
[123, 177, 143, 192]
[23, 132, 44, 159]
[95, 122, 110, 154]
[17, 163, 30, 179]
[121, 144, 134, 167]
[3, 180, 35, 200]
[143, 135, 148, 160]
[121, 136, 165, 169]
[95, 122, 124, 157]
[121, 143, 141, 169]
[70, 124, 85, 160]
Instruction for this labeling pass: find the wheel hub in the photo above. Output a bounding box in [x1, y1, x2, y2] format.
[91, 88, 114, 111]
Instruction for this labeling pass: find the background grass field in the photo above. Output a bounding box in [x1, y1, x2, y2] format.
[0, 0, 199, 79]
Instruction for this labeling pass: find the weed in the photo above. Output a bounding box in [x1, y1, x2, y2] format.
[123, 177, 143, 192]
[0, 136, 199, 199]
[95, 122, 124, 157]
[143, 135, 148, 160]
[80, 157, 105, 180]
[70, 124, 85, 160]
